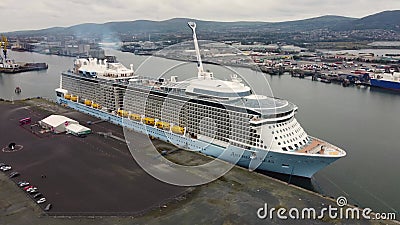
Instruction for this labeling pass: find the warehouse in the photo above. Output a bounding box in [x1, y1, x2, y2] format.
[39, 115, 79, 134]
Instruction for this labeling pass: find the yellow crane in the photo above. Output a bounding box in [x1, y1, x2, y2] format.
[1, 35, 8, 60]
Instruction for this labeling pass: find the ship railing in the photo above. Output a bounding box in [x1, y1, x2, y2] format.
[308, 136, 345, 156]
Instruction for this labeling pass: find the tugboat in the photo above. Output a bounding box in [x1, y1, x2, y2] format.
[0, 35, 48, 73]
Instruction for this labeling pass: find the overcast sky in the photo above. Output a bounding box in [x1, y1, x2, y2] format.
[1, 0, 399, 32]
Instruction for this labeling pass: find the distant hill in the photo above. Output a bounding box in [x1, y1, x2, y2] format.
[333, 10, 400, 31]
[270, 15, 356, 31]
[6, 10, 400, 37]
[8, 18, 270, 37]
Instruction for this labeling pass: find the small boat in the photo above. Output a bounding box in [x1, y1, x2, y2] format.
[117, 109, 129, 117]
[171, 125, 185, 134]
[129, 113, 141, 121]
[64, 94, 71, 100]
[15, 87, 21, 94]
[143, 117, 155, 126]
[342, 79, 350, 87]
[320, 78, 331, 83]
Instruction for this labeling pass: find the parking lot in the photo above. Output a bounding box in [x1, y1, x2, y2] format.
[0, 101, 187, 215]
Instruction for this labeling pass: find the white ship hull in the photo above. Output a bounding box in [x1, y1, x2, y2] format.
[57, 97, 341, 178]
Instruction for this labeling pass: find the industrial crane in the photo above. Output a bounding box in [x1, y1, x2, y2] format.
[1, 35, 8, 61]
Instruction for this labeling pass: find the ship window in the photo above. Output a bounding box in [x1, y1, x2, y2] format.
[282, 147, 287, 151]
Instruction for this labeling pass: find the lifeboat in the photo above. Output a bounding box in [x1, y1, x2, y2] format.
[71, 95, 78, 102]
[117, 109, 129, 117]
[129, 114, 141, 121]
[64, 94, 71, 100]
[156, 121, 170, 130]
[171, 125, 185, 134]
[91, 103, 101, 109]
[84, 99, 92, 106]
[143, 117, 155, 126]
[122, 111, 129, 117]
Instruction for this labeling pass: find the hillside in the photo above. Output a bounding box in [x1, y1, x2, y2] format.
[333, 10, 400, 31]
[6, 10, 400, 37]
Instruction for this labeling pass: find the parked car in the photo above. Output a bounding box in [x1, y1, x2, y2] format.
[33, 193, 43, 199]
[9, 172, 20, 178]
[37, 198, 46, 204]
[28, 189, 38, 194]
[18, 181, 30, 187]
[27, 187, 38, 193]
[0, 165, 11, 172]
[23, 185, 34, 191]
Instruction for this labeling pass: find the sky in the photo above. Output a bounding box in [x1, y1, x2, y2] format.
[1, 0, 400, 32]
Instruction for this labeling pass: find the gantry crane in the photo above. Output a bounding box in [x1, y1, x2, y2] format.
[1, 35, 8, 61]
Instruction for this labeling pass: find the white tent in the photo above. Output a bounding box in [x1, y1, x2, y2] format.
[66, 124, 91, 136]
[39, 115, 78, 133]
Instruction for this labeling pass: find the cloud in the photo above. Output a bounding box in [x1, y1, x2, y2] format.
[2, 0, 400, 32]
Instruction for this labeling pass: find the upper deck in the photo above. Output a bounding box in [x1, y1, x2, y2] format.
[73, 58, 136, 80]
[63, 69, 297, 121]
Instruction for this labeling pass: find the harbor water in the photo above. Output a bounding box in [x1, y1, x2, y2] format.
[0, 49, 399, 214]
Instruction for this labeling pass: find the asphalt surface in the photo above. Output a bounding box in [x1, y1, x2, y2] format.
[0, 100, 187, 215]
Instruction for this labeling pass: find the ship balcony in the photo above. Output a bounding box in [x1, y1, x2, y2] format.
[296, 136, 346, 157]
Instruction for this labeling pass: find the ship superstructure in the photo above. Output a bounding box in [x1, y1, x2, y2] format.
[56, 22, 346, 178]
[370, 72, 400, 91]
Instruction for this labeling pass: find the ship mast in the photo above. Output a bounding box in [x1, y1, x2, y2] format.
[188, 22, 213, 79]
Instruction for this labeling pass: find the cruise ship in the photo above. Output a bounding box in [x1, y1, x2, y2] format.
[55, 22, 346, 178]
